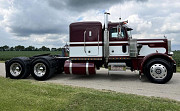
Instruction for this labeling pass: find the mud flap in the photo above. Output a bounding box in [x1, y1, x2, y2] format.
[5, 60, 9, 78]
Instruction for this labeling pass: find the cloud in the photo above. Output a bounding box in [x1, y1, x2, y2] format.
[0, 0, 180, 50]
[160, 13, 180, 34]
[1, 0, 71, 37]
[48, 0, 147, 12]
[127, 14, 152, 33]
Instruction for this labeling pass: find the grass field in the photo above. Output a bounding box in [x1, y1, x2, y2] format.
[0, 77, 180, 111]
[173, 51, 180, 67]
[0, 51, 62, 61]
[177, 67, 180, 72]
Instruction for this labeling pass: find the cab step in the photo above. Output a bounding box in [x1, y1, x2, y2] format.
[108, 63, 126, 74]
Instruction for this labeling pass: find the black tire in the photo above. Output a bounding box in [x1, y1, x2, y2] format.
[56, 67, 64, 74]
[6, 57, 31, 79]
[144, 58, 173, 84]
[31, 58, 55, 81]
[55, 59, 65, 74]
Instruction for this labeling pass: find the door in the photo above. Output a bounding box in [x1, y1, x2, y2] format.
[84, 28, 99, 56]
[109, 27, 129, 56]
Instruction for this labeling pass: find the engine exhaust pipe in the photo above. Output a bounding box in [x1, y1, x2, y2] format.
[104, 12, 110, 67]
[104, 12, 110, 30]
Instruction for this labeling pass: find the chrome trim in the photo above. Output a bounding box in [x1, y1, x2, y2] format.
[98, 30, 100, 55]
[129, 39, 138, 57]
[84, 31, 86, 53]
[10, 63, 22, 77]
[86, 62, 89, 75]
[104, 30, 109, 65]
[150, 64, 167, 79]
[104, 12, 110, 29]
[55, 57, 69, 59]
[69, 61, 72, 74]
[34, 63, 46, 77]
[137, 41, 164, 43]
[109, 41, 128, 44]
[104, 12, 110, 66]
[168, 40, 172, 54]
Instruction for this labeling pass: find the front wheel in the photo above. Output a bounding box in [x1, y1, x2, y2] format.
[144, 58, 173, 84]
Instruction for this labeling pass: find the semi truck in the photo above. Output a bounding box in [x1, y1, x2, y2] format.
[5, 12, 176, 84]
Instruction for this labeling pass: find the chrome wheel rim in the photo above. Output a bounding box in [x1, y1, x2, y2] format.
[10, 63, 22, 77]
[34, 63, 46, 77]
[150, 64, 167, 79]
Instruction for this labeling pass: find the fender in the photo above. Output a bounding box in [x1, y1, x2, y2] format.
[140, 53, 176, 73]
[31, 56, 56, 68]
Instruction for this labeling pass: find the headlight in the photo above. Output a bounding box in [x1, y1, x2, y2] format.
[170, 52, 174, 55]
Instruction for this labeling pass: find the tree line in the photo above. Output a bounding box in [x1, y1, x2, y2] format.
[0, 45, 64, 51]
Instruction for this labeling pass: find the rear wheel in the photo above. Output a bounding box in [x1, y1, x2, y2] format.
[31, 58, 55, 80]
[144, 58, 173, 84]
[34, 63, 47, 77]
[6, 57, 31, 79]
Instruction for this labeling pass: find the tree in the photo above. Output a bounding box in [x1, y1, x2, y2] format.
[15, 45, 25, 51]
[10, 47, 15, 51]
[57, 48, 62, 51]
[0, 46, 4, 51]
[51, 48, 57, 51]
[3, 45, 9, 51]
[25, 46, 35, 51]
[34, 48, 39, 51]
[41, 46, 50, 51]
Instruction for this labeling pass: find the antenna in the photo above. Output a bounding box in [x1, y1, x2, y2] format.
[119, 17, 121, 26]
[164, 35, 167, 39]
[119, 1, 122, 26]
[119, 2, 122, 22]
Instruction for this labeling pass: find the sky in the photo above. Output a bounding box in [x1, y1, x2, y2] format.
[0, 0, 180, 50]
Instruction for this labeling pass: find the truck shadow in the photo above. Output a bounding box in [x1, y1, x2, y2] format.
[50, 73, 150, 83]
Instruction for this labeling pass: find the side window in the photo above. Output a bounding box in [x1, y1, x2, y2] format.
[111, 28, 118, 38]
[89, 31, 92, 37]
[110, 27, 125, 39]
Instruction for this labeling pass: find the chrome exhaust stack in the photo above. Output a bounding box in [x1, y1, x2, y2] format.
[104, 12, 110, 30]
[104, 12, 110, 67]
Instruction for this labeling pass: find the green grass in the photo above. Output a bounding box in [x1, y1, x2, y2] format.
[0, 51, 62, 61]
[0, 77, 180, 111]
[173, 51, 180, 67]
[173, 51, 180, 72]
[177, 67, 180, 72]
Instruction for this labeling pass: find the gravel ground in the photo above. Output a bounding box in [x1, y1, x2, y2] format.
[1, 63, 180, 101]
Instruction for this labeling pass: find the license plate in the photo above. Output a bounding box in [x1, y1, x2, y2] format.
[111, 65, 126, 71]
